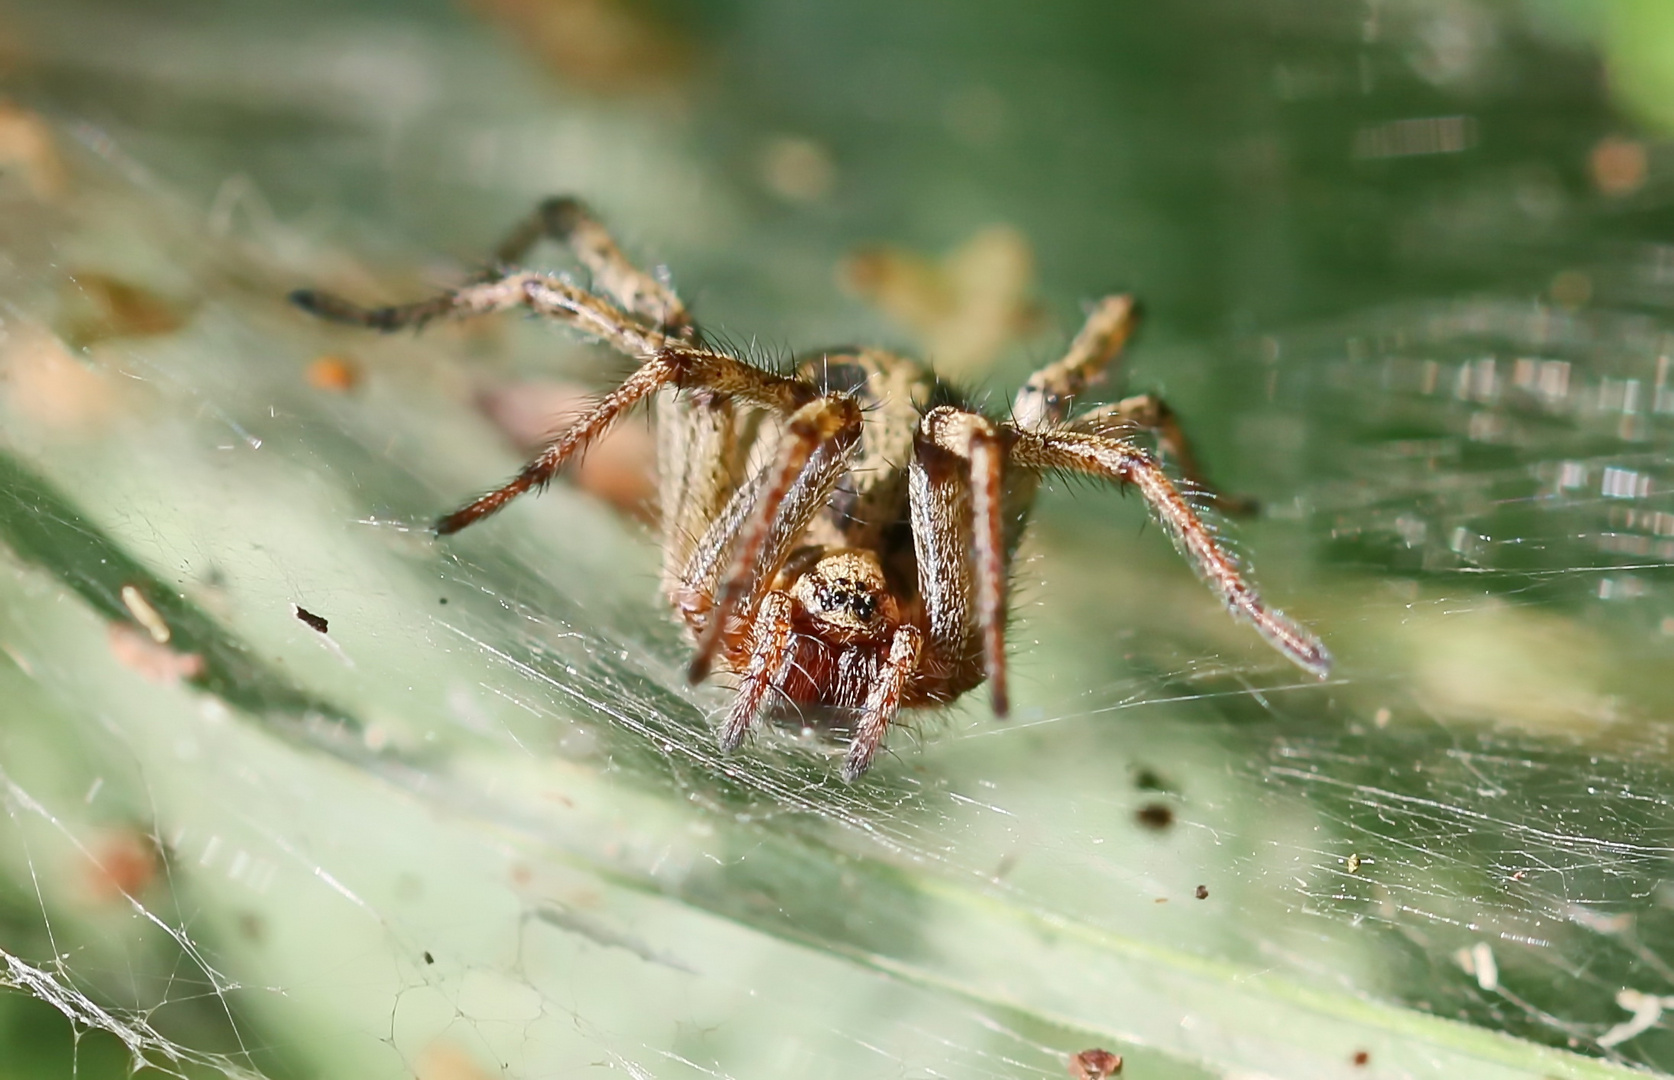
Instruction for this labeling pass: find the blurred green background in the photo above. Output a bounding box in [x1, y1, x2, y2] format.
[3, 1, 1674, 1078]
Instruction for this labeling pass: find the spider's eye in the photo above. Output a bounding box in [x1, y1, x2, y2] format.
[813, 581, 877, 622]
[793, 551, 894, 635]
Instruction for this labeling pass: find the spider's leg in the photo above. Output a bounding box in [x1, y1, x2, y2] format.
[716, 590, 797, 753]
[1008, 429, 1331, 678]
[434, 348, 684, 534]
[483, 196, 692, 334]
[688, 394, 863, 683]
[1069, 396, 1258, 516]
[295, 273, 812, 412]
[293, 271, 664, 350]
[915, 406, 1010, 715]
[1011, 294, 1138, 430]
[843, 625, 924, 781]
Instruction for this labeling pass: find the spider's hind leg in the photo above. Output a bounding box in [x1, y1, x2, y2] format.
[484, 196, 692, 334]
[292, 194, 690, 338]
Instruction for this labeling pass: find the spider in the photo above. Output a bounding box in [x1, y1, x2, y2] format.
[292, 198, 1331, 780]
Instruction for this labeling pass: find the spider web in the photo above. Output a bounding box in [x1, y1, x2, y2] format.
[2, 2, 1672, 1079]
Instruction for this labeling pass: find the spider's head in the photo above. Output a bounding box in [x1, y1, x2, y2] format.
[791, 550, 899, 643]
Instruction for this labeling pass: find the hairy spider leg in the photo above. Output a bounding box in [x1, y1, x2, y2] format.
[292, 271, 814, 533]
[1008, 429, 1332, 678]
[843, 624, 925, 782]
[907, 424, 981, 694]
[482, 195, 693, 335]
[1011, 294, 1139, 430]
[915, 406, 1010, 715]
[718, 590, 797, 753]
[687, 394, 864, 682]
[1069, 395, 1257, 516]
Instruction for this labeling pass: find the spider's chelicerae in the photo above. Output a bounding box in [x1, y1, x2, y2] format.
[293, 198, 1331, 780]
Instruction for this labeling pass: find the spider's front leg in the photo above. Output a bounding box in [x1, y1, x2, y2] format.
[912, 406, 1012, 715]
[1068, 396, 1258, 516]
[1008, 428, 1331, 678]
[1015, 294, 1253, 512]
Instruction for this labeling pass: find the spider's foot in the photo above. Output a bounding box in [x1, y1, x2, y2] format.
[289, 288, 414, 332]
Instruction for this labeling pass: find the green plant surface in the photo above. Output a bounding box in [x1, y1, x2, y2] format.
[2, 2, 1674, 1078]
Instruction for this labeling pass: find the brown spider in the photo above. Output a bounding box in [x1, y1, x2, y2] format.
[292, 198, 1331, 780]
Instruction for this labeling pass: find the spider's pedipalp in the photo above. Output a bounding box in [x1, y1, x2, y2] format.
[717, 590, 796, 753]
[843, 624, 923, 782]
[1009, 428, 1332, 678]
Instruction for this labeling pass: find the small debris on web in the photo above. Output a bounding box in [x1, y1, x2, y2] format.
[293, 605, 330, 634]
[1601, 989, 1674, 1048]
[121, 585, 172, 644]
[1345, 852, 1363, 874]
[1194, 884, 1209, 900]
[1455, 942, 1499, 993]
[82, 827, 161, 902]
[1067, 1048, 1123, 1079]
[1351, 1049, 1370, 1066]
[305, 354, 361, 392]
[1130, 765, 1171, 792]
[1134, 802, 1174, 831]
[62, 271, 187, 346]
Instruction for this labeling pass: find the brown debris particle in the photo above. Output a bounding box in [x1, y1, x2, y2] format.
[306, 354, 361, 392]
[1134, 802, 1174, 831]
[82, 827, 161, 902]
[1590, 136, 1647, 198]
[107, 622, 204, 684]
[1068, 1048, 1123, 1079]
[461, 0, 690, 94]
[1352, 1049, 1371, 1066]
[760, 136, 836, 204]
[63, 271, 187, 346]
[416, 1039, 496, 1080]
[1194, 884, 1209, 900]
[293, 605, 329, 634]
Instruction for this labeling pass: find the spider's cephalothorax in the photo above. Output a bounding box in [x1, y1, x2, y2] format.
[292, 197, 1331, 780]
